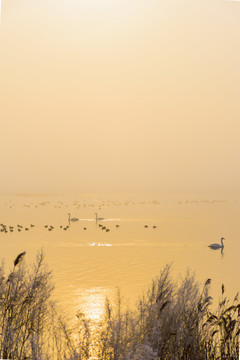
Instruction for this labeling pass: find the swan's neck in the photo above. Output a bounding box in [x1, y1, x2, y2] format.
[221, 238, 224, 247]
[95, 213, 97, 220]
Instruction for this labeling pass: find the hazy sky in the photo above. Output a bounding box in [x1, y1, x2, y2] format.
[0, 0, 240, 195]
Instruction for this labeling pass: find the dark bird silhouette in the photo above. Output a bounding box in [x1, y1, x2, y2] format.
[208, 237, 225, 250]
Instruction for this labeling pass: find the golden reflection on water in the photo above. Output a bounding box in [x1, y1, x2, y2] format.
[73, 287, 113, 321]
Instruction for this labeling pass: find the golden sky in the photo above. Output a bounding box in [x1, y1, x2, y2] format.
[0, 0, 240, 195]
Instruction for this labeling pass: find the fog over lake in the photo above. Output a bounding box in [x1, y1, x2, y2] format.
[0, 0, 240, 319]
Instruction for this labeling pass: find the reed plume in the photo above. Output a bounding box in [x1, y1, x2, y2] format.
[13, 251, 26, 267]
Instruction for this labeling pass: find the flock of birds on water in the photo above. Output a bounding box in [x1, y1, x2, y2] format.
[0, 211, 226, 253]
[0, 212, 158, 234]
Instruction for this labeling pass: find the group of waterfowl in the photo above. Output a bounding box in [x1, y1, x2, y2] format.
[0, 223, 35, 233]
[60, 225, 70, 231]
[44, 225, 55, 231]
[0, 215, 162, 235]
[0, 213, 226, 254]
[0, 222, 91, 233]
[98, 224, 111, 232]
[46, 225, 88, 231]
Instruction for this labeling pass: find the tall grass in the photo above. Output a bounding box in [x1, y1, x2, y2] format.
[0, 252, 239, 359]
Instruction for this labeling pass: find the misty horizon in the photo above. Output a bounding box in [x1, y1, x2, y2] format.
[0, 0, 240, 196]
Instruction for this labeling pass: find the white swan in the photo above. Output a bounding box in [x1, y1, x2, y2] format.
[68, 213, 79, 222]
[95, 212, 105, 221]
[208, 237, 225, 250]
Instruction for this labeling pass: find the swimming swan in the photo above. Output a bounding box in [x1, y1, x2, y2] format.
[95, 213, 105, 221]
[208, 237, 225, 250]
[68, 213, 79, 222]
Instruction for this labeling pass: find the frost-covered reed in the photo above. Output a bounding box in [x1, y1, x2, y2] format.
[0, 252, 239, 359]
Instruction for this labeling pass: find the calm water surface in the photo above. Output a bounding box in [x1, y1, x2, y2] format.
[0, 194, 239, 319]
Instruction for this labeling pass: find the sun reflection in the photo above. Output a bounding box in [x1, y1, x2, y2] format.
[89, 242, 112, 247]
[74, 287, 113, 321]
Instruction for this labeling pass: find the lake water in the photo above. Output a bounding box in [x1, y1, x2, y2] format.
[0, 194, 239, 320]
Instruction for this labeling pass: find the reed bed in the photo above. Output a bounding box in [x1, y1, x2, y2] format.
[0, 252, 239, 359]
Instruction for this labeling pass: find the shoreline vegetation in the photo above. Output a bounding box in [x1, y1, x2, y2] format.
[0, 252, 239, 359]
